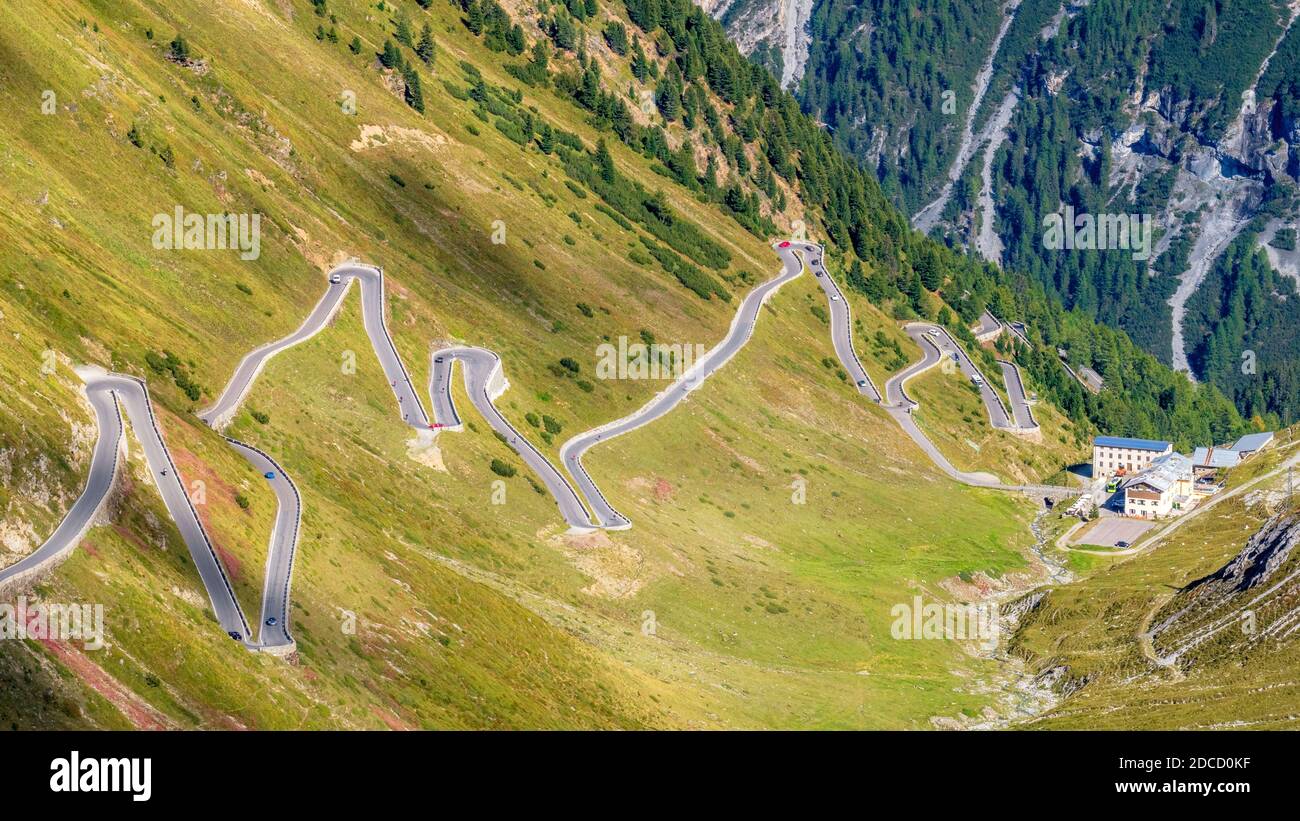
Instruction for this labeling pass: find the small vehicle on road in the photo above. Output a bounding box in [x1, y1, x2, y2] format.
[971, 375, 984, 386]
[1106, 477, 1121, 492]
[830, 294, 840, 301]
[814, 270, 823, 277]
[265, 617, 278, 627]
[856, 380, 867, 388]
[161, 469, 168, 477]
[950, 352, 959, 362]
[228, 631, 243, 641]
[435, 356, 444, 363]
[778, 241, 791, 248]
[263, 471, 276, 480]
[1115, 540, 1131, 549]
[329, 273, 342, 284]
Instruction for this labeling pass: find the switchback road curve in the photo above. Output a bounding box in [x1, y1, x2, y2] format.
[3, 243, 1070, 649]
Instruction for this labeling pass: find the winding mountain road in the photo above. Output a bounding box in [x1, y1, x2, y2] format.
[3, 241, 1068, 650]
[429, 347, 597, 530]
[1, 369, 255, 646]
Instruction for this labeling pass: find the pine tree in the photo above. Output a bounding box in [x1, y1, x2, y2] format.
[631, 39, 649, 81]
[596, 139, 616, 184]
[380, 39, 401, 69]
[349, 36, 362, 54]
[416, 23, 436, 64]
[655, 72, 681, 121]
[550, 13, 575, 51]
[467, 2, 485, 35]
[395, 13, 413, 47]
[402, 63, 425, 113]
[168, 35, 190, 62]
[538, 123, 555, 154]
[603, 21, 628, 55]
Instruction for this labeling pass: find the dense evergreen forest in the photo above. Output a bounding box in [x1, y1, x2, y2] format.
[447, 0, 1252, 444]
[988, 0, 1295, 422]
[785, 0, 1296, 425]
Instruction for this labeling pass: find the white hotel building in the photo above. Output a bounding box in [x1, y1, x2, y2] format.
[1092, 436, 1173, 479]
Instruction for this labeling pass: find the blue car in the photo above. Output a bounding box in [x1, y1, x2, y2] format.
[263, 471, 276, 480]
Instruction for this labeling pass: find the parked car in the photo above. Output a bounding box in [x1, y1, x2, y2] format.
[1116, 540, 1131, 549]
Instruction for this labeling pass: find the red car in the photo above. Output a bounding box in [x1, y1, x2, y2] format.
[778, 241, 791, 248]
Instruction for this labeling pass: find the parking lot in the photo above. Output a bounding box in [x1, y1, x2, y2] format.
[1074, 517, 1156, 548]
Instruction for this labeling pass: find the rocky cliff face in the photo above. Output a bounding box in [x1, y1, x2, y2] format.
[1151, 511, 1300, 669]
[694, 0, 813, 89]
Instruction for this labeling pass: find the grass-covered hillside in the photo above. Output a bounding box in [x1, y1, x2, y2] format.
[1009, 430, 1300, 728]
[0, 0, 1253, 729]
[0, 0, 1084, 729]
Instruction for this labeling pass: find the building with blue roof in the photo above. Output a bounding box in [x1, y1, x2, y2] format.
[1093, 436, 1173, 480]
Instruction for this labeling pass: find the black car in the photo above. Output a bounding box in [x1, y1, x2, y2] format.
[228, 631, 243, 641]
[1115, 540, 1131, 549]
[265, 617, 278, 627]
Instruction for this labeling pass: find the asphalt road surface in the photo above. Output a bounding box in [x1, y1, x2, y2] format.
[997, 360, 1038, 429]
[557, 242, 809, 528]
[801, 245, 883, 402]
[901, 322, 1015, 428]
[6, 247, 1073, 652]
[0, 368, 255, 645]
[200, 264, 427, 430]
[429, 347, 597, 530]
[224, 438, 299, 652]
[0, 368, 123, 592]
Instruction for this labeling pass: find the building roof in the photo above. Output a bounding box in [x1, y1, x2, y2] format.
[1095, 436, 1171, 451]
[1191, 446, 1241, 469]
[1229, 432, 1274, 452]
[1125, 452, 1192, 494]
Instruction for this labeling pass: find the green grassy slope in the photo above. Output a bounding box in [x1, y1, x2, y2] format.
[0, 0, 1079, 728]
[1010, 433, 1300, 728]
